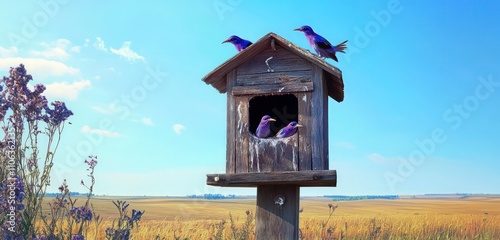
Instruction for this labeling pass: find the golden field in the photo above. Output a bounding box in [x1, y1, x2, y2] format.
[41, 196, 500, 239]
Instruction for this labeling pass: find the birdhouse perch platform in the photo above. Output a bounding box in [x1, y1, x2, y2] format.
[207, 170, 336, 187]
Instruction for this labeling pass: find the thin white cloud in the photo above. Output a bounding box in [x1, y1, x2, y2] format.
[0, 46, 18, 57]
[81, 125, 121, 138]
[45, 80, 91, 100]
[173, 124, 186, 135]
[84, 38, 90, 47]
[367, 153, 398, 166]
[70, 46, 80, 53]
[0, 58, 79, 78]
[92, 103, 118, 115]
[31, 47, 69, 60]
[142, 118, 154, 126]
[110, 42, 145, 62]
[93, 37, 107, 52]
[31, 39, 77, 60]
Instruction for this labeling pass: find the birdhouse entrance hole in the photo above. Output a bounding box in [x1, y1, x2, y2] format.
[249, 94, 298, 137]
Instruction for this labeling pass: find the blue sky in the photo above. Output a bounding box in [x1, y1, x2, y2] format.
[1, 1, 499, 196]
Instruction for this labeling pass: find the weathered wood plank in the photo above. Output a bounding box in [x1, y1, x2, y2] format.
[206, 170, 337, 187]
[232, 82, 313, 96]
[248, 134, 298, 173]
[325, 73, 344, 102]
[311, 66, 327, 170]
[235, 97, 250, 173]
[256, 185, 299, 240]
[226, 70, 237, 173]
[322, 73, 329, 170]
[297, 92, 312, 171]
[237, 44, 312, 75]
[236, 70, 311, 87]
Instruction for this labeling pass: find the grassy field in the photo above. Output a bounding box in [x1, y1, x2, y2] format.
[42, 196, 500, 239]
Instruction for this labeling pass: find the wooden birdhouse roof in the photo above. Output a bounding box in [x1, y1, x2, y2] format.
[202, 32, 344, 102]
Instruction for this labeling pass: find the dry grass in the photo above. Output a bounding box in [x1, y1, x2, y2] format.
[41, 196, 500, 239]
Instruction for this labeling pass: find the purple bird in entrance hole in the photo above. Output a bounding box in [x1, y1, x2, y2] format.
[222, 35, 252, 52]
[276, 121, 302, 138]
[294, 25, 347, 62]
[255, 115, 276, 138]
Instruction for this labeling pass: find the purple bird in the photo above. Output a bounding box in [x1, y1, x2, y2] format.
[255, 115, 276, 138]
[222, 35, 252, 52]
[294, 25, 347, 62]
[276, 121, 302, 138]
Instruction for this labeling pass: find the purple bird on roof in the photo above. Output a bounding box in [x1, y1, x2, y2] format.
[294, 25, 347, 62]
[276, 121, 302, 138]
[222, 35, 252, 52]
[255, 115, 276, 138]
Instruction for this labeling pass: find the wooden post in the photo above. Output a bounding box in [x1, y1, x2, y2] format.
[256, 185, 300, 240]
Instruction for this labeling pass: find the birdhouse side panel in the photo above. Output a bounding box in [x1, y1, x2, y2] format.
[226, 70, 237, 173]
[297, 92, 313, 171]
[310, 66, 329, 170]
[237, 45, 311, 76]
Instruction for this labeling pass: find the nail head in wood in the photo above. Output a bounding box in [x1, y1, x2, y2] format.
[274, 195, 286, 206]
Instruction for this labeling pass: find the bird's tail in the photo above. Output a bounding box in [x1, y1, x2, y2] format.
[334, 40, 348, 53]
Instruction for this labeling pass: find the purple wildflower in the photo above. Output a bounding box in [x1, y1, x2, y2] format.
[131, 209, 144, 221]
[24, 90, 48, 122]
[122, 203, 130, 212]
[84, 156, 98, 169]
[44, 101, 73, 126]
[106, 228, 130, 240]
[72, 234, 85, 240]
[69, 206, 93, 223]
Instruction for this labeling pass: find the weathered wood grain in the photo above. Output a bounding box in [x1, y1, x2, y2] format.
[311, 66, 328, 170]
[248, 134, 298, 173]
[201, 32, 344, 102]
[235, 97, 250, 173]
[232, 82, 313, 96]
[322, 72, 329, 170]
[236, 70, 311, 87]
[237, 45, 311, 75]
[256, 185, 299, 240]
[206, 170, 337, 187]
[297, 92, 312, 171]
[226, 70, 237, 173]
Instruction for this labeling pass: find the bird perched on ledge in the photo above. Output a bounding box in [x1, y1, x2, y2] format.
[276, 121, 302, 138]
[255, 115, 276, 138]
[222, 35, 252, 52]
[294, 25, 347, 62]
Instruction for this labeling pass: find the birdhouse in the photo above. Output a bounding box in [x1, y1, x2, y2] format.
[203, 32, 343, 187]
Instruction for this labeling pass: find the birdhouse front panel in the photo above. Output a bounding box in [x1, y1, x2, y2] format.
[232, 45, 313, 96]
[223, 44, 330, 174]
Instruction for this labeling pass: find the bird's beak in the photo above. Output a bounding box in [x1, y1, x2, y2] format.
[296, 124, 303, 127]
[222, 39, 230, 44]
[293, 28, 301, 31]
[269, 118, 276, 122]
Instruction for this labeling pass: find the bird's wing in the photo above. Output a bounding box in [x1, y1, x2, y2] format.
[278, 128, 286, 136]
[244, 41, 252, 49]
[313, 35, 333, 50]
